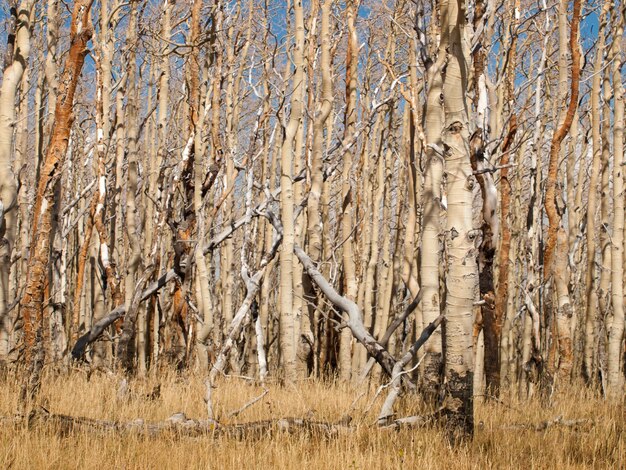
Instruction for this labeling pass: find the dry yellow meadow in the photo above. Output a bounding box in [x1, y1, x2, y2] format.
[0, 371, 623, 469]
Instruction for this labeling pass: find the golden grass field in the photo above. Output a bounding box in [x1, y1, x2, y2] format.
[0, 371, 623, 469]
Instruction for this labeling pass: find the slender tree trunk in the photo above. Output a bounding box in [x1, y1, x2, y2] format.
[469, 0, 492, 398]
[279, 0, 305, 383]
[14, 41, 31, 355]
[43, 0, 59, 139]
[543, 0, 581, 381]
[305, 0, 334, 377]
[220, 3, 238, 364]
[420, 0, 447, 398]
[152, 0, 172, 371]
[118, 1, 142, 372]
[20, 0, 93, 402]
[584, 0, 610, 384]
[598, 67, 612, 335]
[291, 12, 309, 379]
[489, 0, 519, 396]
[607, 6, 625, 398]
[0, 0, 35, 360]
[71, 196, 97, 342]
[442, 0, 476, 442]
[335, 0, 360, 381]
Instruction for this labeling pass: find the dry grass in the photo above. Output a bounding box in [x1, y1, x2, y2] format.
[0, 370, 623, 469]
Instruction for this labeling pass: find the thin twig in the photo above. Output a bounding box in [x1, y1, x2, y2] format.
[227, 389, 269, 419]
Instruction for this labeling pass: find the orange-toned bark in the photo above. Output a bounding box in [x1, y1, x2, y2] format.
[475, 0, 518, 395]
[490, 115, 517, 391]
[20, 0, 94, 400]
[542, 0, 581, 382]
[71, 194, 97, 343]
[544, 0, 582, 272]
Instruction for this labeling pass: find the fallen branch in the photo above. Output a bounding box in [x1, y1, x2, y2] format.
[380, 409, 445, 431]
[4, 409, 594, 439]
[503, 415, 592, 431]
[19, 409, 351, 439]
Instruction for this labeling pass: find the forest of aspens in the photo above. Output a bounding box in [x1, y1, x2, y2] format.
[0, 0, 624, 467]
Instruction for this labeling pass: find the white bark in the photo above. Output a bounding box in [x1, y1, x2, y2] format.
[0, 0, 35, 358]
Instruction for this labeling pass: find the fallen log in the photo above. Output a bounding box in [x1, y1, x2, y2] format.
[7, 408, 591, 440]
[17, 409, 351, 440]
[502, 415, 592, 431]
[380, 414, 439, 431]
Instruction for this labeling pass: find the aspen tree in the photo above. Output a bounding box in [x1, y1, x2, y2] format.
[280, 0, 306, 383]
[523, 2, 551, 393]
[357, 18, 399, 373]
[71, 0, 117, 346]
[584, 0, 610, 383]
[337, 0, 359, 380]
[71, 196, 97, 343]
[221, 1, 241, 351]
[118, 0, 143, 371]
[543, 0, 581, 381]
[188, 0, 211, 373]
[47, 0, 66, 363]
[373, 147, 394, 361]
[43, 0, 59, 139]
[402, 45, 421, 303]
[255, 61, 274, 382]
[354, 53, 373, 331]
[305, 0, 334, 375]
[598, 60, 612, 327]
[0, 0, 35, 359]
[149, 0, 172, 369]
[90, 0, 121, 366]
[441, 0, 477, 441]
[111, 64, 127, 310]
[607, 4, 625, 398]
[207, 1, 224, 357]
[14, 27, 32, 338]
[470, 0, 501, 395]
[144, 0, 173, 367]
[420, 0, 447, 397]
[138, 64, 156, 373]
[20, 0, 93, 401]
[259, 71, 278, 379]
[361, 145, 386, 366]
[292, 1, 311, 378]
[226, 2, 254, 374]
[491, 0, 519, 394]
[34, 44, 44, 175]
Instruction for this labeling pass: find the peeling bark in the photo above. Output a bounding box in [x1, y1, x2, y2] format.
[20, 0, 94, 402]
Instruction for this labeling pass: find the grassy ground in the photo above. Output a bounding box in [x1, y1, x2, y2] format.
[0, 371, 623, 469]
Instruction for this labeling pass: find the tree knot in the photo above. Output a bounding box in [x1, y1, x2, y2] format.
[448, 121, 464, 134]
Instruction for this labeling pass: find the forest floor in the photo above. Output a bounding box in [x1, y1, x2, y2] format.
[0, 370, 623, 469]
